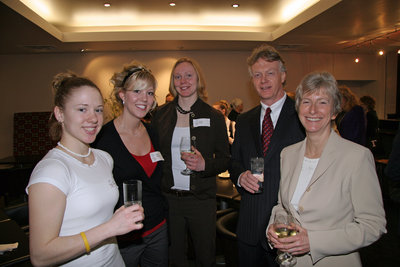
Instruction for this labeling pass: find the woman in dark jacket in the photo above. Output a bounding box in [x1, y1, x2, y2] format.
[152, 57, 230, 267]
[336, 85, 366, 146]
[94, 61, 168, 267]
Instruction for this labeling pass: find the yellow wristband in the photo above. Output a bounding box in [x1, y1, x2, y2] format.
[80, 232, 91, 254]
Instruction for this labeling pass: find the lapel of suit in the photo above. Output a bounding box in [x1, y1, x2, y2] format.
[287, 140, 307, 200]
[280, 140, 305, 222]
[306, 130, 339, 189]
[250, 105, 263, 157]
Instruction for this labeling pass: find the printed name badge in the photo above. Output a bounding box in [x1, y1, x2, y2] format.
[193, 118, 210, 127]
[150, 151, 164, 163]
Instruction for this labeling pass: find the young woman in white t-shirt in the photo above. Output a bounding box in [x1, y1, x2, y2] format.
[27, 72, 144, 267]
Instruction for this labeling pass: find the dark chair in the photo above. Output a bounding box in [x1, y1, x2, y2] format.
[4, 202, 29, 234]
[216, 211, 238, 267]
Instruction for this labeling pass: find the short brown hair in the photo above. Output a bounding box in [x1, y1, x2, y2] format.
[247, 44, 287, 76]
[295, 71, 342, 116]
[49, 72, 101, 142]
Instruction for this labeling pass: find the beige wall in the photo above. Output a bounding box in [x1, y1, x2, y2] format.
[0, 50, 397, 158]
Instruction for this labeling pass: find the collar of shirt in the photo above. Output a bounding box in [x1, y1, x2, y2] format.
[260, 94, 287, 132]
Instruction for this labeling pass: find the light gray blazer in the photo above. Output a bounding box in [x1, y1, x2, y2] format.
[269, 131, 386, 267]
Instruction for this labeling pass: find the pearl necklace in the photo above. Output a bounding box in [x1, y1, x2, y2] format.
[57, 142, 91, 158]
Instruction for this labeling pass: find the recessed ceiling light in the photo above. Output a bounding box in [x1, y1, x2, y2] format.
[398, 49, 400, 54]
[354, 57, 360, 63]
[104, 3, 111, 8]
[232, 4, 240, 8]
[169, 2, 176, 7]
[378, 50, 384, 56]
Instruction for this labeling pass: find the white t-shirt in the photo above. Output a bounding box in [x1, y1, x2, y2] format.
[171, 127, 191, 190]
[27, 148, 125, 267]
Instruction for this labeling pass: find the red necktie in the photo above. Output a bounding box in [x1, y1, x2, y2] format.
[262, 108, 273, 156]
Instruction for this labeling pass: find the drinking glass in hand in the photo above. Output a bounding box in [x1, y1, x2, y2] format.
[123, 180, 142, 207]
[250, 157, 264, 193]
[180, 136, 193, 175]
[273, 213, 297, 267]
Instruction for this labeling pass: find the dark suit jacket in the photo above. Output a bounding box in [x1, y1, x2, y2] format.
[229, 96, 305, 247]
[386, 122, 400, 181]
[152, 97, 230, 199]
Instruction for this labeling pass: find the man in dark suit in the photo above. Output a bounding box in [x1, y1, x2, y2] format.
[229, 44, 305, 267]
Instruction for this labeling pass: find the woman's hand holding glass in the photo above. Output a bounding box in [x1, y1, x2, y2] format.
[109, 204, 145, 236]
[180, 146, 205, 173]
[267, 214, 310, 266]
[267, 213, 297, 266]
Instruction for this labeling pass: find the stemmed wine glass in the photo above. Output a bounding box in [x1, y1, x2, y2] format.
[273, 213, 298, 267]
[180, 136, 193, 175]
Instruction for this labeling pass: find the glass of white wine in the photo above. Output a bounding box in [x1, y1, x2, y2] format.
[180, 136, 193, 175]
[273, 213, 298, 267]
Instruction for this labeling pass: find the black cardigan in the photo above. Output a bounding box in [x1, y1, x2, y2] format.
[93, 121, 167, 235]
[152, 97, 230, 199]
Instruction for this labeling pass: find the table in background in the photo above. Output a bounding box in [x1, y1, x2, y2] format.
[0, 155, 43, 206]
[216, 173, 240, 209]
[0, 209, 30, 266]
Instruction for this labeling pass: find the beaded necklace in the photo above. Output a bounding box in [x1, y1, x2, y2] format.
[176, 103, 191, 114]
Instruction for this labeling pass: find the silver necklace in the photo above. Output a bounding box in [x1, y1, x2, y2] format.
[57, 142, 91, 157]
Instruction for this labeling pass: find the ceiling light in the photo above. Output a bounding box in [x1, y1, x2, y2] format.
[378, 50, 384, 56]
[169, 2, 176, 7]
[104, 3, 111, 7]
[232, 4, 240, 8]
[398, 49, 400, 54]
[354, 57, 360, 63]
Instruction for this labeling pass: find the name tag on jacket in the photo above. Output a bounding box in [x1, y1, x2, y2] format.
[150, 151, 164, 162]
[193, 118, 210, 127]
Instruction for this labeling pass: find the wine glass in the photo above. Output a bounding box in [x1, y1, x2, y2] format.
[180, 136, 193, 175]
[273, 213, 297, 267]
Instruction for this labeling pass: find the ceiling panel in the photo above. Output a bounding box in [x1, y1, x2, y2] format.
[0, 0, 399, 54]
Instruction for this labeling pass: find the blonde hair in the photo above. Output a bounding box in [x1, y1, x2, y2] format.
[110, 61, 157, 109]
[169, 57, 208, 102]
[339, 85, 359, 112]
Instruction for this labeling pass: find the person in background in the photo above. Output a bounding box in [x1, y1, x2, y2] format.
[165, 92, 174, 103]
[94, 62, 168, 267]
[385, 123, 400, 235]
[286, 91, 295, 100]
[386, 122, 400, 182]
[27, 72, 144, 267]
[360, 95, 379, 151]
[213, 100, 235, 144]
[267, 71, 386, 266]
[228, 97, 244, 122]
[152, 57, 230, 267]
[335, 85, 366, 146]
[229, 44, 305, 267]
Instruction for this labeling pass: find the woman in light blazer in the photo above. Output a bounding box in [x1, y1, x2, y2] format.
[267, 72, 386, 267]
